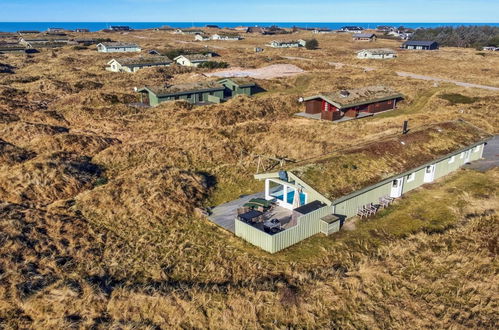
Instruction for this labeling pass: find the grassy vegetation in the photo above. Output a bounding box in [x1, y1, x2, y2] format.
[0, 28, 498, 328]
[439, 92, 480, 105]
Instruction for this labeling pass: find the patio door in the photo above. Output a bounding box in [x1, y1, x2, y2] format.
[424, 165, 436, 183]
[390, 178, 403, 198]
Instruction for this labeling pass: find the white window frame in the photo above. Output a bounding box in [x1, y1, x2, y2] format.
[448, 155, 455, 164]
[407, 172, 415, 182]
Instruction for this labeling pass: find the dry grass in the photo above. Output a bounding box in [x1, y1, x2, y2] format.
[0, 28, 498, 328]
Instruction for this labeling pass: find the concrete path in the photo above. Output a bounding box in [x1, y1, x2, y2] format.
[208, 191, 266, 233]
[465, 135, 499, 171]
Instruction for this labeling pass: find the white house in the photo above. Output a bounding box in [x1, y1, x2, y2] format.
[357, 48, 397, 59]
[106, 56, 173, 73]
[194, 34, 210, 41]
[174, 54, 211, 67]
[212, 33, 242, 41]
[97, 42, 141, 53]
[269, 40, 306, 48]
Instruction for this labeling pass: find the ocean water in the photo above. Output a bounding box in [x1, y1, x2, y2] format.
[0, 22, 498, 33]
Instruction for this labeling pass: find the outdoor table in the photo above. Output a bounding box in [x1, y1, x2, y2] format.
[238, 210, 264, 223]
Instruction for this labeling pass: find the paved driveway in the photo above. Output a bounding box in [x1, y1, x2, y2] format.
[465, 135, 499, 171]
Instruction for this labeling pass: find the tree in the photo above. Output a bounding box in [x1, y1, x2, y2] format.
[305, 38, 319, 50]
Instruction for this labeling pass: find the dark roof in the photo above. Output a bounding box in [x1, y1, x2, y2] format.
[353, 33, 376, 38]
[294, 201, 327, 215]
[403, 40, 437, 46]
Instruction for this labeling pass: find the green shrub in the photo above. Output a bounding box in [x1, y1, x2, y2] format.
[198, 61, 229, 69]
[305, 38, 319, 50]
[439, 93, 479, 105]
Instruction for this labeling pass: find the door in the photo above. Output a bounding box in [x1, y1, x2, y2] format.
[390, 178, 403, 198]
[424, 165, 436, 182]
[464, 149, 472, 163]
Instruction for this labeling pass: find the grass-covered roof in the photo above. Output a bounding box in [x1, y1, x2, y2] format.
[290, 120, 491, 201]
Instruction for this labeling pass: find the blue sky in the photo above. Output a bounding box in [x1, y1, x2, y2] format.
[0, 0, 497, 22]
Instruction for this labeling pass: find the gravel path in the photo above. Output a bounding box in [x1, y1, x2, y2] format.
[395, 71, 499, 91]
[282, 56, 498, 91]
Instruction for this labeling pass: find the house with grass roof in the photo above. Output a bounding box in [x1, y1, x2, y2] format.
[137, 78, 258, 106]
[96, 42, 141, 53]
[357, 48, 397, 59]
[300, 86, 404, 121]
[174, 54, 212, 67]
[232, 120, 491, 253]
[106, 56, 173, 73]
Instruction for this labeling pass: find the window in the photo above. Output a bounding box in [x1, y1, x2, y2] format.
[392, 180, 399, 187]
[199, 93, 204, 102]
[448, 156, 455, 164]
[460, 152, 464, 159]
[407, 172, 415, 182]
[426, 166, 433, 174]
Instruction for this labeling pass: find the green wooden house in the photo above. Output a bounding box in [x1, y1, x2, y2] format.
[137, 78, 258, 107]
[137, 81, 225, 106]
[234, 120, 491, 253]
[217, 78, 257, 98]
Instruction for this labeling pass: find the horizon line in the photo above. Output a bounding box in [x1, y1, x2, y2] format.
[1, 21, 498, 24]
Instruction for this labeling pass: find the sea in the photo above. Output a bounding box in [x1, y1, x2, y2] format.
[0, 22, 498, 32]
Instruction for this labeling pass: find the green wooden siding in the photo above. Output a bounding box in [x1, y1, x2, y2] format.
[272, 205, 334, 252]
[156, 90, 224, 106]
[333, 182, 391, 218]
[235, 220, 273, 252]
[401, 168, 425, 193]
[235, 205, 334, 253]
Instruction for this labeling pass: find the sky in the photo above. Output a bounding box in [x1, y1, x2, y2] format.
[0, 0, 498, 22]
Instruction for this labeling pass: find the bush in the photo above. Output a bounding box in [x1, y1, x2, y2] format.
[410, 25, 499, 48]
[305, 38, 319, 50]
[439, 93, 479, 105]
[198, 61, 229, 69]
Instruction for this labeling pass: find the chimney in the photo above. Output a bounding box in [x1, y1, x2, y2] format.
[402, 120, 409, 134]
[339, 90, 350, 97]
